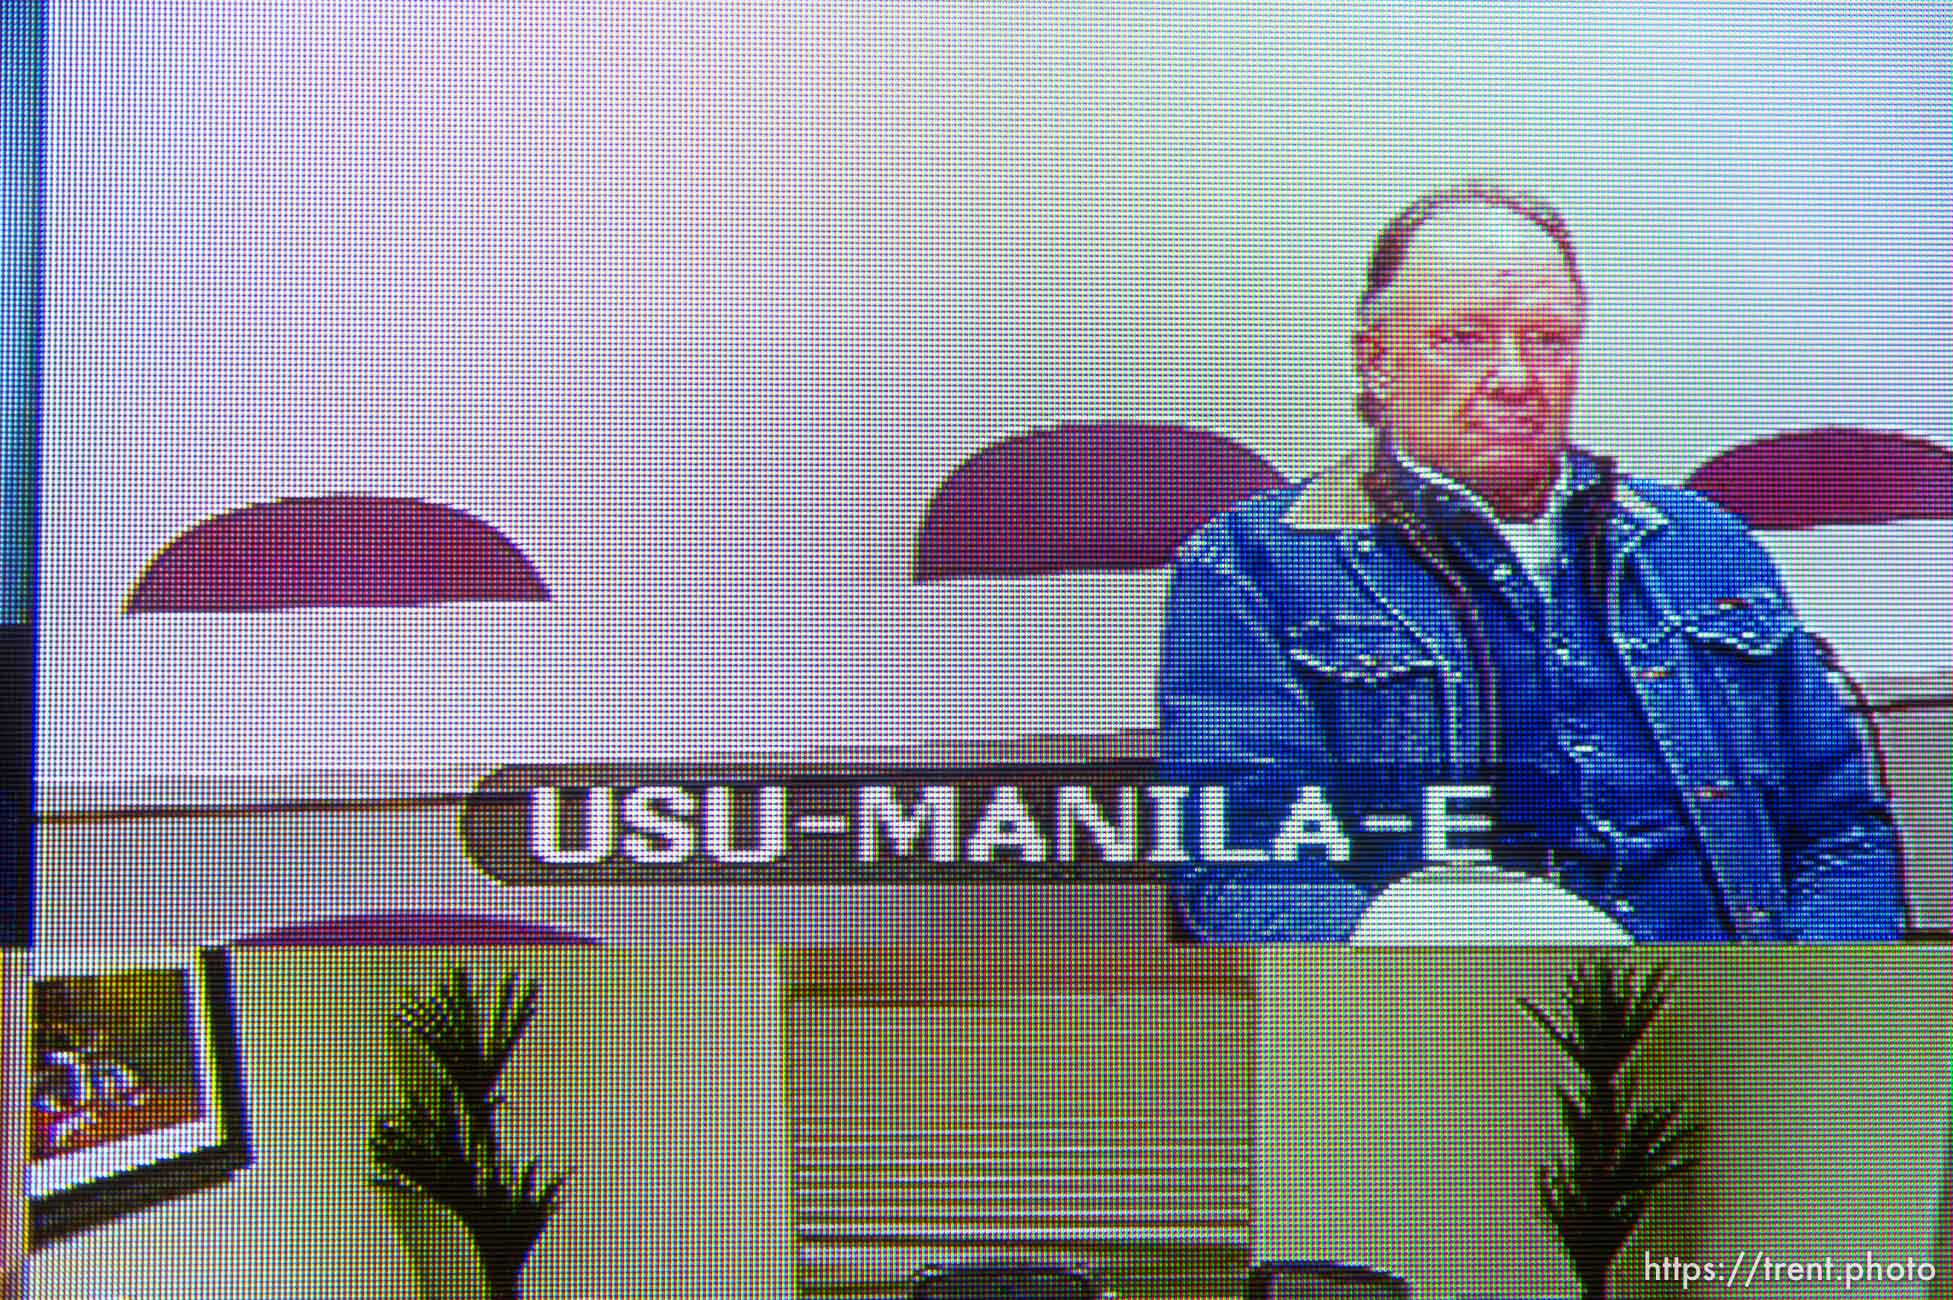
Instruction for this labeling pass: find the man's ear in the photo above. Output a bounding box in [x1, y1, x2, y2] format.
[1351, 328, 1390, 401]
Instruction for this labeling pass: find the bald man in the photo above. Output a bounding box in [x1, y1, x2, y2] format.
[1158, 184, 1904, 943]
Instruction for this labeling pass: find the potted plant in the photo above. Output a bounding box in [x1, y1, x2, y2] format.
[369, 967, 569, 1300]
[1521, 957, 1699, 1300]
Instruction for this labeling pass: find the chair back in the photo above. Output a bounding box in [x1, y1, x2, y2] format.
[914, 421, 1284, 580]
[909, 1261, 1103, 1300]
[127, 494, 549, 612]
[1245, 1261, 1411, 1300]
[1683, 428, 1953, 529]
[232, 910, 598, 947]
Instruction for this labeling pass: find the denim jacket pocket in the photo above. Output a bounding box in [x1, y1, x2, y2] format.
[1285, 615, 1446, 766]
[1672, 584, 1797, 785]
[1673, 585, 1797, 656]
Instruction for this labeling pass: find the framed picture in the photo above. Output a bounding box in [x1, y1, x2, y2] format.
[28, 948, 251, 1243]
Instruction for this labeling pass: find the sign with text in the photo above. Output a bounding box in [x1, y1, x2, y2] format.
[463, 760, 1498, 884]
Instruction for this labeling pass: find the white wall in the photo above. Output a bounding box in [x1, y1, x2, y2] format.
[27, 949, 793, 1300]
[1257, 948, 1953, 1300]
[36, 1, 1953, 784]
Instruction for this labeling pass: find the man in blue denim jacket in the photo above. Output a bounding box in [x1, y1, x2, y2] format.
[1158, 184, 1905, 942]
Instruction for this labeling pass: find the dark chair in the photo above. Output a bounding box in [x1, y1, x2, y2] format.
[1245, 1261, 1411, 1300]
[908, 1261, 1103, 1300]
[913, 421, 1286, 581]
[126, 494, 550, 612]
[1683, 427, 1953, 530]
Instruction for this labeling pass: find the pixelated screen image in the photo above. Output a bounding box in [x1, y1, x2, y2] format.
[13, 946, 1953, 1298]
[26, 2, 1952, 947]
[12, 7, 1953, 1296]
[30, 967, 204, 1161]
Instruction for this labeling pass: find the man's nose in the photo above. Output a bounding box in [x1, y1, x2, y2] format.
[1485, 330, 1534, 393]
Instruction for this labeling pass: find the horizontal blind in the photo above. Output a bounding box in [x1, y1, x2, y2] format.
[784, 949, 1253, 1300]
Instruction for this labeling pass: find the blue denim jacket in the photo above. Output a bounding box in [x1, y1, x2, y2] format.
[1157, 440, 1906, 943]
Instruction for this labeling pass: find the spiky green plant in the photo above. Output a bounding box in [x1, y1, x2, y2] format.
[392, 968, 540, 1163]
[1521, 957, 1699, 1300]
[370, 968, 568, 1300]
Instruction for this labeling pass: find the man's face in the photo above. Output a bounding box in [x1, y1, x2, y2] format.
[1353, 205, 1585, 509]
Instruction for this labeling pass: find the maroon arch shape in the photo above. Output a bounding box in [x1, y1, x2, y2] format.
[1685, 428, 1953, 530]
[914, 421, 1287, 581]
[232, 910, 600, 948]
[126, 495, 551, 613]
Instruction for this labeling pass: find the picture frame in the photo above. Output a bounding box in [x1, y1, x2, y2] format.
[27, 948, 251, 1244]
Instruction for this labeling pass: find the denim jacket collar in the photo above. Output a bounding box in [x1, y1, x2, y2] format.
[1390, 441, 1589, 525]
[1279, 432, 1383, 530]
[1280, 434, 1670, 546]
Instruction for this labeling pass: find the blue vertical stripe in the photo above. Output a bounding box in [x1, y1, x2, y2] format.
[1, 0, 41, 625]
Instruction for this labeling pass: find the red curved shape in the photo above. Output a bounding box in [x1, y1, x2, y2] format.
[914, 422, 1287, 581]
[1685, 428, 1953, 530]
[232, 910, 599, 947]
[126, 495, 550, 612]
